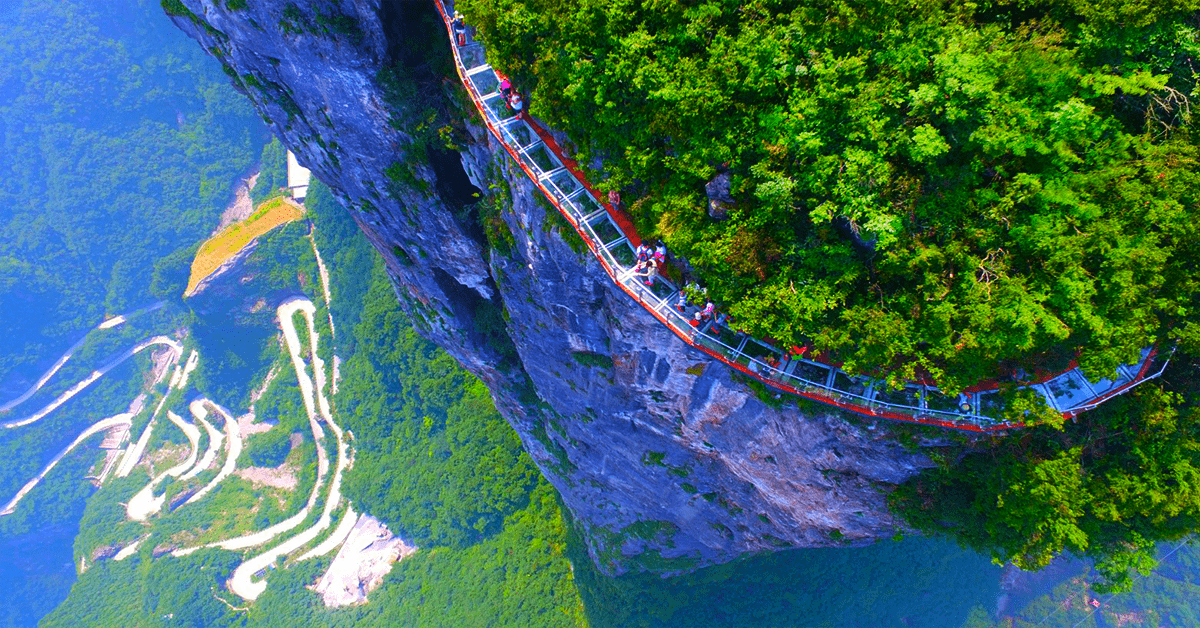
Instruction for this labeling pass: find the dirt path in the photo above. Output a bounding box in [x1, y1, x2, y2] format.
[179, 406, 222, 482]
[1, 413, 134, 515]
[115, 392, 171, 479]
[212, 171, 259, 235]
[3, 336, 181, 430]
[298, 505, 357, 561]
[174, 299, 337, 562]
[112, 535, 149, 562]
[125, 410, 202, 522]
[308, 234, 336, 338]
[162, 411, 201, 477]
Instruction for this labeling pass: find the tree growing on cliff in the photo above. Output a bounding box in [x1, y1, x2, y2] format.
[458, 0, 1200, 589]
[459, 0, 1200, 395]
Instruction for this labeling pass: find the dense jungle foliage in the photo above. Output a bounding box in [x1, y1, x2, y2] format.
[460, 0, 1200, 395]
[0, 0, 261, 620]
[0, 0, 262, 389]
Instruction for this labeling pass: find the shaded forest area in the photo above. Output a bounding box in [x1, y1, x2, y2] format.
[0, 0, 263, 389]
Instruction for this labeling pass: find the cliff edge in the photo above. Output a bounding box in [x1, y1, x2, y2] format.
[165, 0, 933, 574]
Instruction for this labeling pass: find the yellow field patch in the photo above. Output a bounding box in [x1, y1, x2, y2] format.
[185, 197, 304, 296]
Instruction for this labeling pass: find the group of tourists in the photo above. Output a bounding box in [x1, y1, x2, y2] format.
[633, 241, 667, 285]
[453, 12, 525, 116]
[452, 8, 730, 337]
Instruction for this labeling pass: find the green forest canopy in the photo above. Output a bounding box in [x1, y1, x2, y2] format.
[456, 0, 1200, 592]
[0, 0, 262, 387]
[459, 0, 1200, 396]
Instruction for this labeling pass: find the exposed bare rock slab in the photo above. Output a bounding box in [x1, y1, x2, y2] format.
[314, 514, 416, 608]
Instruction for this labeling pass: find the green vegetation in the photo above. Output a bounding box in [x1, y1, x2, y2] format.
[250, 137, 289, 205]
[459, 0, 1200, 397]
[959, 543, 1200, 627]
[337, 261, 540, 549]
[0, 0, 260, 387]
[571, 351, 614, 370]
[892, 361, 1200, 593]
[458, 0, 1200, 589]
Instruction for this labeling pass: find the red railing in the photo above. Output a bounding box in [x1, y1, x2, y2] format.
[431, 0, 1170, 432]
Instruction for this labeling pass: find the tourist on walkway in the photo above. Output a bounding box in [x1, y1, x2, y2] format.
[634, 243, 651, 272]
[654, 242, 667, 265]
[675, 290, 688, 313]
[452, 12, 468, 46]
[499, 78, 513, 100]
[701, 300, 715, 321]
[643, 258, 657, 286]
[509, 92, 525, 117]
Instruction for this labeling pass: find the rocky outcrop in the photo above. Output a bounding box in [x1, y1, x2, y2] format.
[705, 171, 734, 220]
[166, 0, 935, 574]
[315, 515, 415, 607]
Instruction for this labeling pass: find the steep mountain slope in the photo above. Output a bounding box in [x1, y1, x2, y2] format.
[163, 0, 933, 574]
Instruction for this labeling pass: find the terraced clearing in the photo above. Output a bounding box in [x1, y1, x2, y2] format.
[185, 196, 303, 295]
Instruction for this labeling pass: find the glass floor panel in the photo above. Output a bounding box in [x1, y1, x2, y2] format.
[485, 95, 518, 121]
[590, 218, 622, 244]
[792, 360, 833, 387]
[575, 192, 605, 218]
[832, 371, 869, 398]
[459, 45, 487, 70]
[1045, 370, 1094, 410]
[501, 121, 537, 148]
[926, 389, 968, 414]
[609, 243, 636, 267]
[548, 171, 581, 198]
[873, 385, 922, 410]
[469, 71, 499, 96]
[524, 143, 559, 173]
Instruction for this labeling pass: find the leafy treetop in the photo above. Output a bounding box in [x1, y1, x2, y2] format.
[459, 0, 1200, 401]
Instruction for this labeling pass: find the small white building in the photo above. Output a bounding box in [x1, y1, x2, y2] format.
[287, 150, 312, 202]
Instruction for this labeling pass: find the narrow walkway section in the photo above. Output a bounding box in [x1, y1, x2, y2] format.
[434, 0, 1171, 431]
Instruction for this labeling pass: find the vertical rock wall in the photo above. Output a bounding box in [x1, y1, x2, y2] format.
[166, 0, 934, 574]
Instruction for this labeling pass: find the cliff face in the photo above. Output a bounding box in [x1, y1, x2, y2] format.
[166, 0, 934, 573]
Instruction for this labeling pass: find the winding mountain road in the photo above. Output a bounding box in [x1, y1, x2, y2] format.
[126, 410, 203, 521]
[1, 413, 134, 515]
[184, 400, 243, 505]
[0, 302, 164, 414]
[226, 297, 351, 601]
[4, 336, 182, 430]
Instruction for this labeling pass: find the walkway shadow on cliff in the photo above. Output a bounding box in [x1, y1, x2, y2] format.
[567, 525, 1002, 628]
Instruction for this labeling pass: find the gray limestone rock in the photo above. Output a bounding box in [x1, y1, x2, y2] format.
[705, 170, 734, 220]
[165, 0, 935, 576]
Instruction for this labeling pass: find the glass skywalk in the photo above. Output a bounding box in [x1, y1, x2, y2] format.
[433, 0, 1170, 432]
